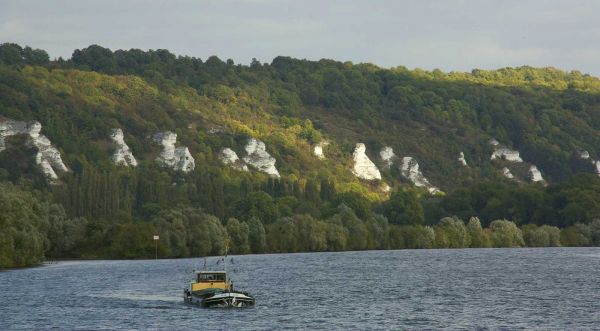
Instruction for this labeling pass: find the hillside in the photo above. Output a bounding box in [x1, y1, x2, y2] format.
[1, 43, 600, 268]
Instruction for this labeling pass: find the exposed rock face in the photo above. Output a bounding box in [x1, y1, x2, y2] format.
[110, 129, 137, 167]
[577, 150, 590, 160]
[0, 120, 68, 181]
[458, 152, 467, 166]
[352, 143, 381, 180]
[243, 138, 280, 178]
[313, 141, 329, 160]
[491, 148, 523, 162]
[400, 157, 441, 194]
[380, 146, 397, 169]
[489, 138, 500, 146]
[502, 167, 515, 179]
[593, 161, 600, 175]
[152, 131, 195, 172]
[528, 165, 544, 182]
[219, 148, 249, 172]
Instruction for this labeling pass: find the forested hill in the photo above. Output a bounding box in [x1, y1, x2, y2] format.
[1, 43, 600, 268]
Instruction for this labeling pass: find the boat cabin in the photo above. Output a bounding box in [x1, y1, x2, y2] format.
[191, 271, 230, 293]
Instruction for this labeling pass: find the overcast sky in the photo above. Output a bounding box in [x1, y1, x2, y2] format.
[1, 0, 600, 76]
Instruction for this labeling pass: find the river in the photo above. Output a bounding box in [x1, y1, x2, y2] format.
[1, 248, 599, 330]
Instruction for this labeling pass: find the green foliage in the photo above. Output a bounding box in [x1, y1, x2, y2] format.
[247, 217, 266, 254]
[4, 44, 600, 266]
[0, 183, 49, 268]
[0, 43, 49, 66]
[521, 224, 561, 247]
[466, 217, 490, 248]
[381, 190, 424, 225]
[436, 217, 470, 248]
[226, 218, 250, 254]
[430, 174, 600, 228]
[488, 220, 525, 248]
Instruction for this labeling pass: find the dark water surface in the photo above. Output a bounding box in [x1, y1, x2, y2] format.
[1, 248, 599, 330]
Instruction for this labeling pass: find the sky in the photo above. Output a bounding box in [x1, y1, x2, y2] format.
[1, 0, 600, 76]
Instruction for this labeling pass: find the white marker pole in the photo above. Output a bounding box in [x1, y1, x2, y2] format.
[153, 235, 159, 259]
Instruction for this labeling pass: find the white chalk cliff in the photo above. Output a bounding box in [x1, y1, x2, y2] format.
[0, 120, 68, 181]
[352, 143, 381, 180]
[152, 131, 195, 172]
[491, 148, 523, 162]
[380, 146, 397, 170]
[243, 138, 280, 178]
[220, 148, 249, 172]
[458, 152, 467, 166]
[313, 141, 329, 160]
[489, 138, 500, 146]
[502, 167, 515, 179]
[400, 157, 441, 194]
[593, 160, 600, 175]
[528, 165, 544, 183]
[110, 129, 137, 167]
[577, 150, 590, 160]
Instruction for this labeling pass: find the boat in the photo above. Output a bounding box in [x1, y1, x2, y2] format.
[183, 270, 255, 308]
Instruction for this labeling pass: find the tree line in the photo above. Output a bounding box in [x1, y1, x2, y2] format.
[3, 180, 600, 269]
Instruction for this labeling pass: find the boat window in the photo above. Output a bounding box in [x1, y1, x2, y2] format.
[198, 273, 226, 282]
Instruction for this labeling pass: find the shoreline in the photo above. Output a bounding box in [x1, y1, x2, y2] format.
[3, 246, 597, 271]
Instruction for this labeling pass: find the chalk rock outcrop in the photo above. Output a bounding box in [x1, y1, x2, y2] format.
[528, 165, 544, 183]
[352, 143, 381, 180]
[577, 150, 590, 160]
[110, 129, 137, 167]
[502, 167, 515, 179]
[152, 131, 195, 172]
[380, 146, 397, 169]
[313, 141, 329, 160]
[400, 157, 441, 194]
[458, 152, 467, 166]
[593, 161, 600, 175]
[489, 138, 500, 146]
[0, 120, 68, 181]
[243, 138, 280, 178]
[491, 148, 523, 162]
[220, 148, 249, 172]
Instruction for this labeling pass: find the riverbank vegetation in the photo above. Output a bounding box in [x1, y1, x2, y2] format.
[2, 180, 600, 268]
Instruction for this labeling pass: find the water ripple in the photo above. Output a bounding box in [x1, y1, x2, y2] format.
[1, 248, 599, 330]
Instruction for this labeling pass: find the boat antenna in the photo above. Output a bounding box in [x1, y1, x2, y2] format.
[224, 242, 228, 271]
[224, 241, 229, 290]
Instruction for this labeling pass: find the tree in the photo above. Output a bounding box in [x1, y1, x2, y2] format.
[247, 217, 266, 253]
[466, 217, 490, 248]
[437, 217, 470, 248]
[522, 224, 549, 247]
[232, 191, 279, 224]
[365, 214, 389, 249]
[266, 217, 297, 252]
[293, 214, 327, 251]
[560, 223, 591, 247]
[381, 190, 424, 225]
[489, 220, 524, 247]
[328, 204, 368, 250]
[0, 183, 49, 268]
[226, 218, 250, 254]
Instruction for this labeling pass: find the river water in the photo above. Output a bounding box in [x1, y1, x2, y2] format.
[1, 248, 599, 330]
